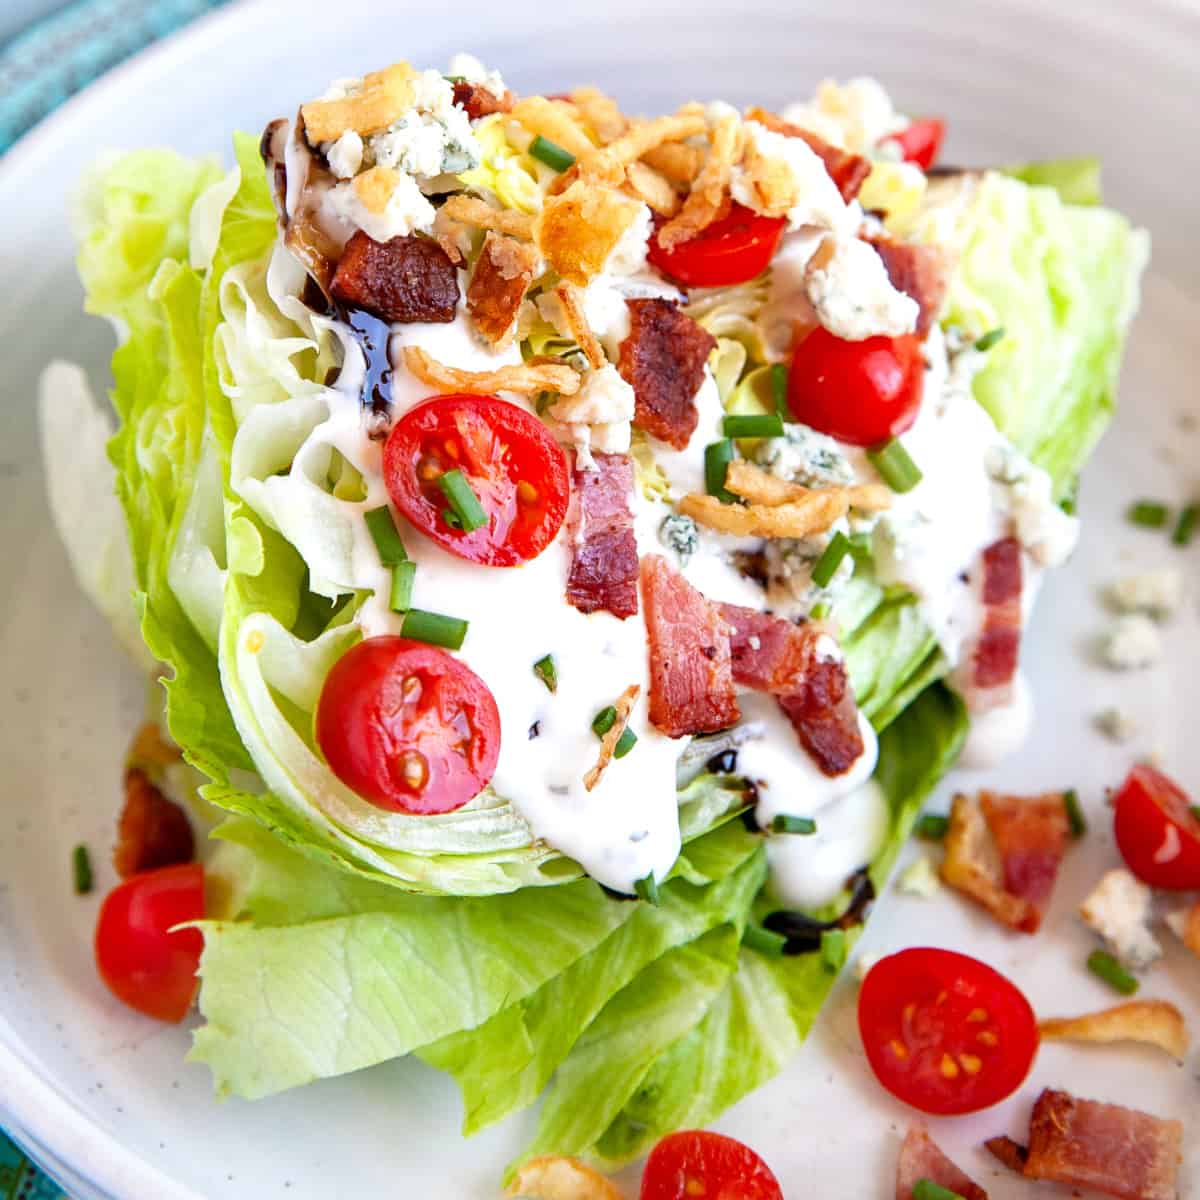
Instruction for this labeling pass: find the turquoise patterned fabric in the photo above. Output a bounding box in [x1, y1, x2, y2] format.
[0, 1128, 67, 1199]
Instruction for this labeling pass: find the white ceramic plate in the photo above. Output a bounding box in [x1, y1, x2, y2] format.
[2, 1, 1198, 1196]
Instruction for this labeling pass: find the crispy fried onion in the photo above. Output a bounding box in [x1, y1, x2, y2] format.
[512, 96, 596, 159]
[1039, 1000, 1189, 1061]
[554, 282, 606, 369]
[641, 141, 704, 186]
[300, 62, 415, 143]
[570, 86, 628, 144]
[402, 346, 580, 396]
[624, 160, 681, 216]
[583, 684, 640, 792]
[680, 491, 846, 538]
[439, 194, 535, 241]
[504, 1155, 623, 1200]
[724, 459, 891, 511]
[655, 113, 742, 251]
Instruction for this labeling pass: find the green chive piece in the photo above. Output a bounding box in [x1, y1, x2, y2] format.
[810, 601, 831, 620]
[1063, 789, 1087, 839]
[592, 706, 617, 737]
[364, 505, 408, 566]
[1127, 500, 1169, 529]
[400, 608, 469, 650]
[867, 437, 923, 494]
[743, 923, 787, 957]
[848, 531, 874, 561]
[388, 561, 416, 613]
[915, 813, 949, 841]
[1086, 949, 1138, 995]
[444, 74, 467, 84]
[614, 728, 638, 759]
[811, 531, 852, 588]
[72, 844, 93, 895]
[723, 412, 784, 440]
[533, 654, 558, 693]
[820, 928, 848, 972]
[974, 327, 1005, 353]
[913, 1181, 967, 1200]
[529, 134, 576, 172]
[634, 873, 660, 905]
[1190, 805, 1200, 823]
[705, 439, 737, 503]
[1172, 502, 1198, 547]
[437, 469, 488, 533]
[771, 814, 817, 835]
[769, 362, 789, 418]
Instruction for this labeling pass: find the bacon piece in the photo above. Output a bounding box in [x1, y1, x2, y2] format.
[778, 654, 865, 777]
[330, 230, 460, 324]
[466, 232, 539, 348]
[641, 556, 739, 737]
[896, 1126, 988, 1200]
[984, 1137, 1029, 1175]
[870, 237, 950, 338]
[745, 107, 871, 202]
[956, 536, 1023, 710]
[567, 453, 640, 619]
[113, 768, 195, 878]
[452, 80, 513, 121]
[618, 299, 716, 450]
[989, 1089, 1183, 1200]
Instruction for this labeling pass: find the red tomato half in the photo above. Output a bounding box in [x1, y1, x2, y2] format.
[885, 118, 946, 171]
[647, 203, 787, 288]
[1113, 763, 1200, 890]
[788, 328, 924, 447]
[858, 948, 1038, 1116]
[383, 393, 569, 567]
[94, 863, 205, 1023]
[641, 1131, 782, 1200]
[316, 636, 500, 815]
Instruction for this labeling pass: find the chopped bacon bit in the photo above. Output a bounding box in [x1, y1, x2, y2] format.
[989, 1089, 1183, 1200]
[466, 232, 539, 348]
[618, 298, 716, 450]
[452, 79, 513, 121]
[869, 237, 951, 338]
[745, 106, 872, 201]
[113, 768, 195, 879]
[1039, 999, 1189, 1061]
[584, 684, 640, 792]
[641, 555, 739, 737]
[896, 1126, 988, 1200]
[960, 536, 1023, 704]
[330, 231, 460, 324]
[566, 452, 640, 619]
[778, 650, 864, 776]
[720, 604, 817, 693]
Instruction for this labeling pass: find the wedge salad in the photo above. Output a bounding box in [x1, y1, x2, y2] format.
[41, 55, 1149, 1178]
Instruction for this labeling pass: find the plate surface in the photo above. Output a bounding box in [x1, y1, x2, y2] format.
[1, 1, 1198, 1196]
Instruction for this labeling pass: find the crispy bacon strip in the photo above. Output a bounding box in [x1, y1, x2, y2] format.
[554, 282, 606, 370]
[467, 232, 539, 348]
[330, 231, 460, 324]
[452, 79, 513, 121]
[439, 194, 534, 241]
[984, 1138, 1029, 1175]
[896, 1126, 988, 1200]
[402, 346, 580, 396]
[583, 684, 640, 792]
[870, 236, 951, 339]
[566, 452, 639, 619]
[1039, 1000, 1188, 1061]
[745, 106, 872, 202]
[958, 536, 1023, 709]
[725, 459, 891, 511]
[641, 556, 739, 737]
[656, 113, 742, 250]
[618, 298, 716, 450]
[778, 652, 865, 777]
[679, 492, 849, 539]
[114, 767, 195, 878]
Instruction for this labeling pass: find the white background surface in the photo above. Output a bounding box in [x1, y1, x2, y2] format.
[0, 1, 1198, 1196]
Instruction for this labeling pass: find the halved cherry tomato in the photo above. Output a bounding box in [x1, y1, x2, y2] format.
[1113, 763, 1200, 890]
[647, 203, 787, 288]
[640, 1131, 782, 1200]
[94, 862, 204, 1023]
[884, 118, 946, 171]
[858, 947, 1038, 1116]
[788, 327, 924, 446]
[383, 393, 569, 567]
[316, 636, 500, 815]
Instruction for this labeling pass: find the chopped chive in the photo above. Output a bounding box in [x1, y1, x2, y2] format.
[820, 927, 848, 972]
[1063, 789, 1087, 838]
[915, 813, 949, 841]
[634, 873, 660, 905]
[533, 653, 558, 693]
[867, 437, 923, 493]
[1172, 502, 1198, 547]
[614, 728, 638, 759]
[364, 505, 408, 566]
[723, 412, 784, 440]
[769, 362, 789, 418]
[771, 814, 817, 835]
[743, 923, 787, 956]
[810, 601, 831, 620]
[592, 706, 617, 737]
[72, 844, 92, 895]
[400, 608, 469, 650]
[705, 439, 737, 503]
[913, 1181, 967, 1200]
[443, 74, 467, 84]
[848, 531, 873, 560]
[437, 469, 488, 533]
[1127, 500, 1169, 529]
[811, 531, 852, 588]
[1191, 805, 1200, 823]
[529, 134, 576, 172]
[389, 561, 417, 613]
[1086, 949, 1138, 995]
[974, 326, 1006, 353]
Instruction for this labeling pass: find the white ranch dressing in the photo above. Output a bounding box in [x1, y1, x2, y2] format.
[959, 672, 1034, 769]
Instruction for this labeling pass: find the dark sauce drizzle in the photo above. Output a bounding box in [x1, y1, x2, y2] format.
[764, 867, 877, 956]
[330, 302, 395, 441]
